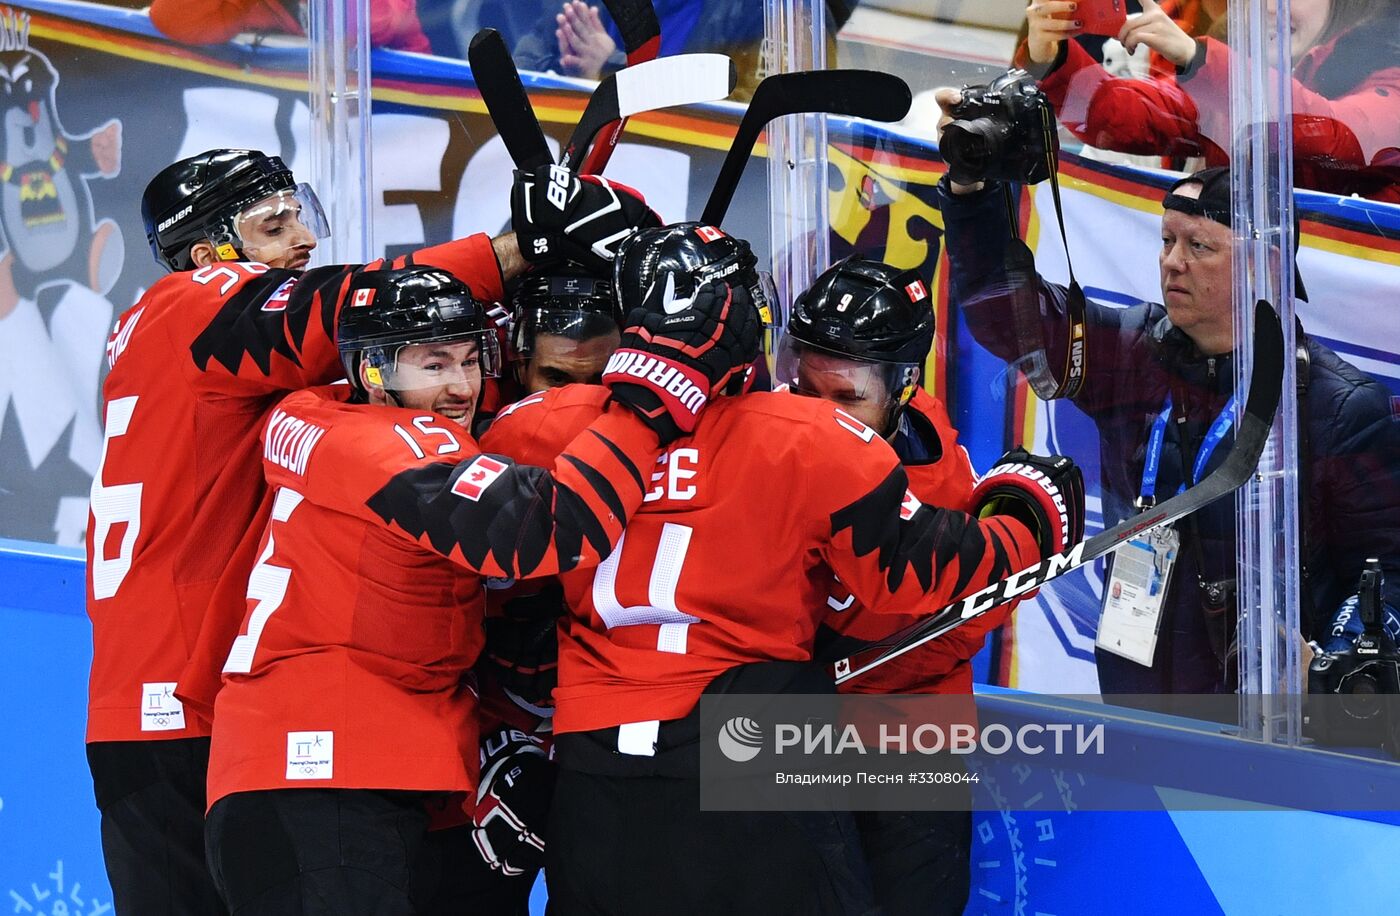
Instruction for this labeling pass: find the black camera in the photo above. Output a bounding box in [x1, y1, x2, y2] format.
[942, 69, 1059, 186]
[1306, 559, 1400, 756]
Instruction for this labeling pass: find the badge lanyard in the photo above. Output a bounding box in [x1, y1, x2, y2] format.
[1137, 391, 1239, 509]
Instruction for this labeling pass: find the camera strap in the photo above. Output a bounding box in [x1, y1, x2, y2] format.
[999, 133, 1088, 401]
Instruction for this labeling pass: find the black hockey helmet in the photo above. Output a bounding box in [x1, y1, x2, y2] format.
[338, 266, 502, 400]
[509, 266, 620, 358]
[141, 149, 328, 272]
[785, 255, 934, 364]
[776, 256, 934, 434]
[613, 221, 777, 328]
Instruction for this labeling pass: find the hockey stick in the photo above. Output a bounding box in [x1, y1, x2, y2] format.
[831, 300, 1285, 684]
[700, 70, 913, 227]
[578, 0, 663, 175]
[557, 53, 737, 172]
[468, 29, 554, 170]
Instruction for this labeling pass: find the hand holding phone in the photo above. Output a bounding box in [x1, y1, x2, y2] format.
[1078, 0, 1128, 37]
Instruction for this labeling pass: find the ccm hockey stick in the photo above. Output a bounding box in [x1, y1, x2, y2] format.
[700, 69, 913, 226]
[832, 300, 1285, 684]
[468, 29, 554, 170]
[578, 0, 663, 175]
[558, 53, 737, 172]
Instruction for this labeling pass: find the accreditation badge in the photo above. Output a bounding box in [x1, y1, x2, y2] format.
[1095, 525, 1180, 667]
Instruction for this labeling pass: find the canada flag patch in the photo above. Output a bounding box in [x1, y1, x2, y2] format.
[262, 277, 299, 312]
[695, 225, 725, 243]
[900, 490, 923, 520]
[904, 279, 927, 303]
[452, 455, 509, 501]
[351, 287, 375, 309]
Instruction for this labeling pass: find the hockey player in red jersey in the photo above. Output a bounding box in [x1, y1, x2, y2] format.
[468, 268, 627, 907]
[84, 148, 658, 913]
[203, 263, 757, 914]
[479, 223, 1085, 915]
[775, 255, 1006, 915]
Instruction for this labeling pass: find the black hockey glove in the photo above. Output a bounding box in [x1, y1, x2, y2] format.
[603, 278, 761, 445]
[971, 448, 1085, 559]
[472, 726, 555, 877]
[481, 582, 565, 707]
[511, 164, 661, 274]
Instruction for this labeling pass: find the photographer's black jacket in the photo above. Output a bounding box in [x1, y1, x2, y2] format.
[939, 179, 1400, 693]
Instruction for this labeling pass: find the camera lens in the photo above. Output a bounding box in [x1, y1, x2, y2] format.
[1339, 668, 1383, 721]
[942, 118, 1011, 182]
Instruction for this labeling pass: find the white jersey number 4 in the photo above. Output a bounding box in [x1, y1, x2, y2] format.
[593, 523, 700, 654]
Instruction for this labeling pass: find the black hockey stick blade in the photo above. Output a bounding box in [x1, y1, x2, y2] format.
[579, 0, 664, 175]
[559, 53, 737, 172]
[469, 29, 553, 171]
[831, 300, 1285, 684]
[701, 69, 913, 227]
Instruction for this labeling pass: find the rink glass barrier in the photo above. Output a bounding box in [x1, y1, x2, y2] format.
[781, 0, 1400, 733]
[5, 1, 1400, 710]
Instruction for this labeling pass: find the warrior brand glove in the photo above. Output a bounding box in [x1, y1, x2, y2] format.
[603, 279, 761, 445]
[972, 448, 1085, 559]
[481, 582, 565, 707]
[472, 726, 555, 877]
[511, 164, 661, 274]
[1323, 594, 1400, 654]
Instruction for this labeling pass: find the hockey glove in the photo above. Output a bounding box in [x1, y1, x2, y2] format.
[481, 582, 565, 707]
[472, 726, 555, 877]
[603, 279, 761, 445]
[511, 164, 661, 274]
[972, 448, 1085, 560]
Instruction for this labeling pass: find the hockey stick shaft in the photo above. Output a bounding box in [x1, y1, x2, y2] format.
[832, 300, 1285, 684]
[468, 29, 554, 171]
[578, 0, 663, 175]
[559, 53, 737, 172]
[700, 69, 913, 227]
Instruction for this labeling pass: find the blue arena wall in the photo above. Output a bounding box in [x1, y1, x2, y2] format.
[5, 540, 1398, 915]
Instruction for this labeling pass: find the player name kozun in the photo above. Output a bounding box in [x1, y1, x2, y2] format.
[264, 408, 328, 478]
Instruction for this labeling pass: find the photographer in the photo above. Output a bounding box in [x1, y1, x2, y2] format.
[935, 84, 1400, 694]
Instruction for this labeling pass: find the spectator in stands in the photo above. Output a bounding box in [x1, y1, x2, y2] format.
[150, 0, 433, 53]
[511, 1, 855, 101]
[933, 139, 1400, 694]
[1014, 0, 1226, 82]
[512, 0, 758, 98]
[1021, 0, 1400, 203]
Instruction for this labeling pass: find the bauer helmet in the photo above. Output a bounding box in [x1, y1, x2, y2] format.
[141, 149, 327, 272]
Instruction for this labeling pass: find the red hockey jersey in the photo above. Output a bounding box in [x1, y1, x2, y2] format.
[479, 386, 1040, 735]
[85, 234, 504, 743]
[827, 388, 1014, 696]
[206, 384, 659, 807]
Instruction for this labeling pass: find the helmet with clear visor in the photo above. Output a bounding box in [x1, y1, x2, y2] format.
[776, 255, 934, 436]
[337, 267, 502, 407]
[509, 269, 621, 357]
[141, 149, 329, 272]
